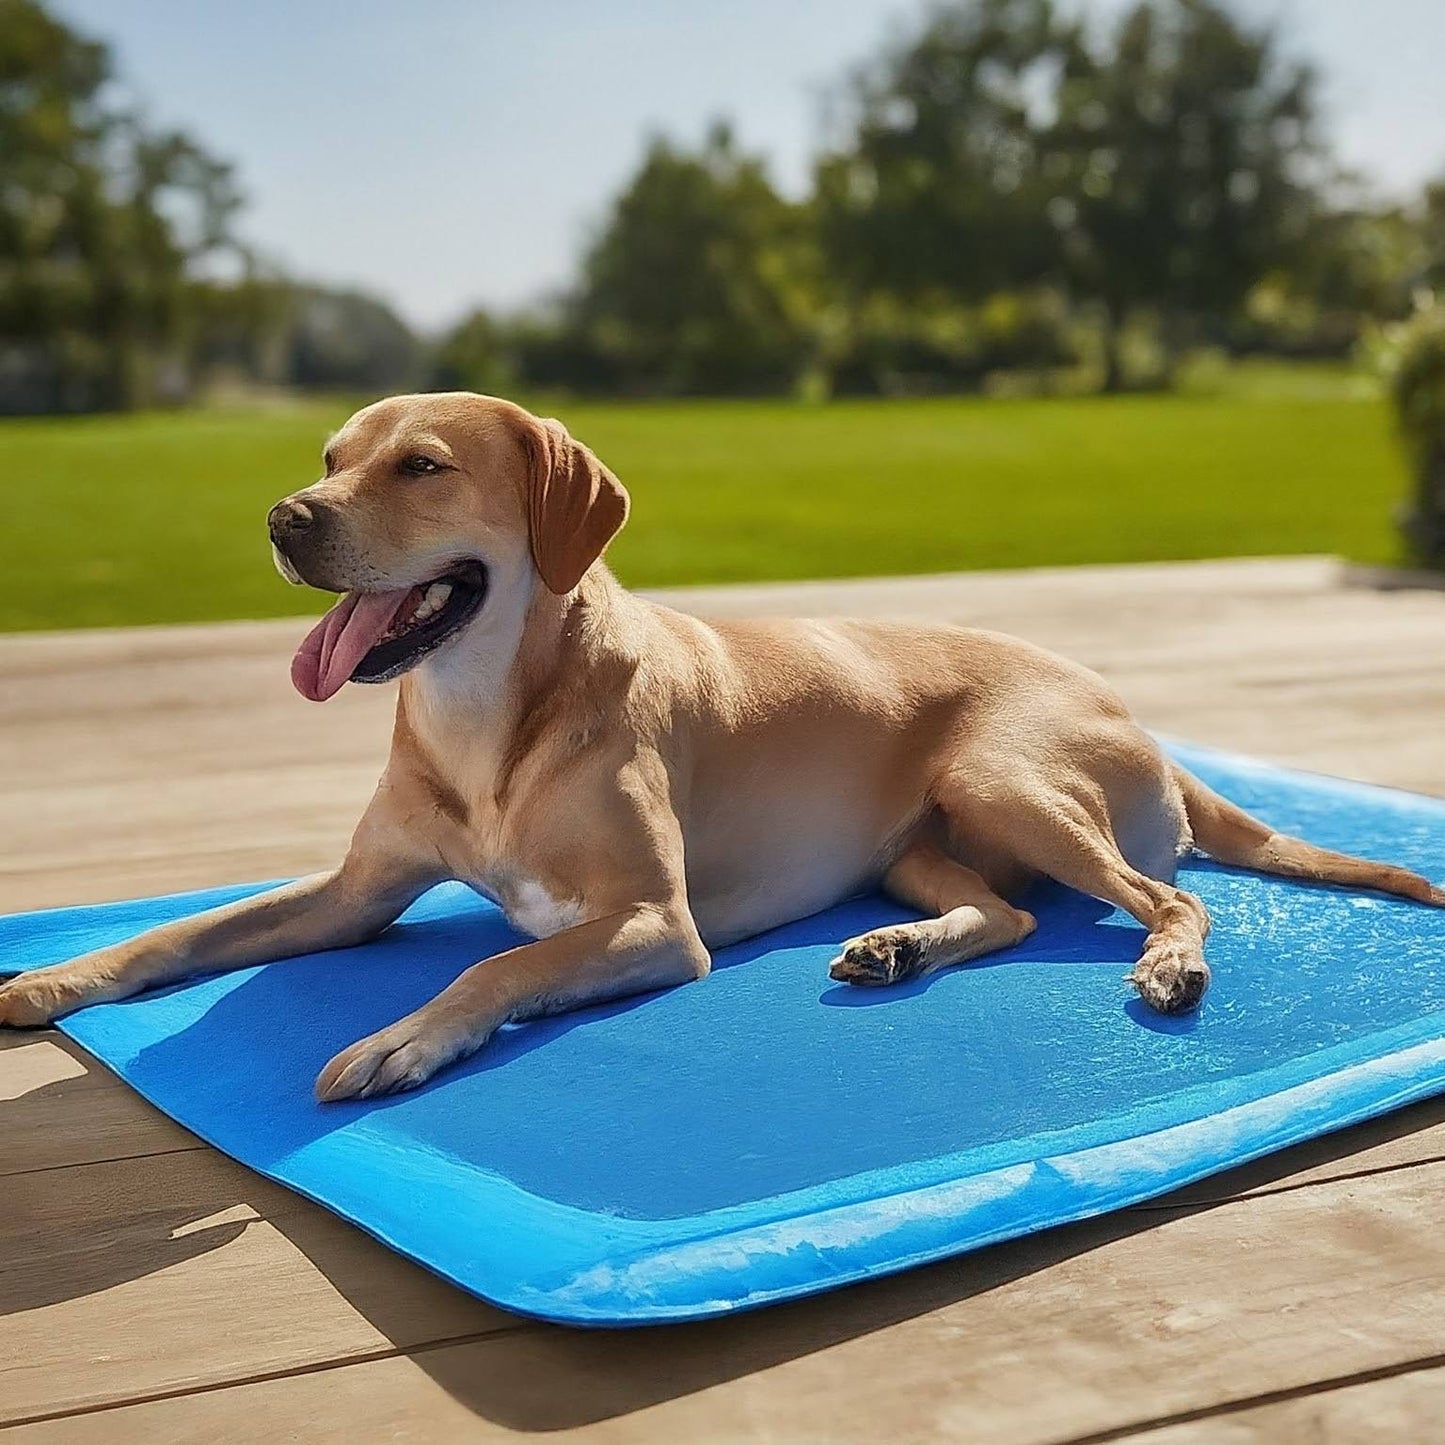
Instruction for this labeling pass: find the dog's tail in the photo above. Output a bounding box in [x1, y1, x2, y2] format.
[1173, 764, 1445, 906]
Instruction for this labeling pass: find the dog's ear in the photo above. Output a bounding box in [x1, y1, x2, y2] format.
[520, 416, 630, 594]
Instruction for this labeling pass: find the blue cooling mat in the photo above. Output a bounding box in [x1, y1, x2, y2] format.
[5, 742, 1445, 1324]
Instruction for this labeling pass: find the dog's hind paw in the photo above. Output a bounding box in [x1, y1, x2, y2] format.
[828, 928, 925, 987]
[1127, 940, 1210, 1013]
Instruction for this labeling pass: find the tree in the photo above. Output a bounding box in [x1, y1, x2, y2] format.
[1, 0, 114, 409]
[284, 286, 420, 392]
[815, 0, 1069, 307]
[0, 0, 243, 411]
[1389, 305, 1445, 568]
[815, 0, 1328, 391]
[1290, 205, 1422, 334]
[1046, 0, 1321, 387]
[572, 123, 819, 395]
[432, 307, 514, 395]
[1423, 179, 1445, 295]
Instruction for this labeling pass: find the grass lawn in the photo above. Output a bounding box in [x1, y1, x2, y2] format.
[0, 365, 1414, 631]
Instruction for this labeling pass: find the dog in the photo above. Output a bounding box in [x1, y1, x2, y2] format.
[3, 393, 1441, 1100]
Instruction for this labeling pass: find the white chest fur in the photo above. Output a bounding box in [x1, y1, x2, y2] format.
[498, 875, 586, 939]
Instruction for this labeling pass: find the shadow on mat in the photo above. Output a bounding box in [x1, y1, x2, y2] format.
[265, 1091, 1445, 1432]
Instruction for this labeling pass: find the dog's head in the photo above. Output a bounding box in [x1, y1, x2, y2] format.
[269, 393, 629, 701]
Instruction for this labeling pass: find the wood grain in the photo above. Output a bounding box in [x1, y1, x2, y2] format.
[0, 1034, 200, 1175]
[0, 1148, 514, 1424]
[1128, 1363, 1445, 1442]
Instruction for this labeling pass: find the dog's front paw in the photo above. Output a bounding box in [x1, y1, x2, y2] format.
[828, 927, 925, 987]
[315, 1015, 475, 1102]
[0, 967, 97, 1027]
[1127, 940, 1210, 1013]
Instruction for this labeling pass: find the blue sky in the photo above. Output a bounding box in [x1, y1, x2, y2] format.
[50, 0, 1445, 331]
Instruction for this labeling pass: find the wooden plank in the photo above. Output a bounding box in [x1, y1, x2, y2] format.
[1124, 1362, 1445, 1442]
[5, 1023, 1445, 1432]
[7, 1158, 1445, 1443]
[0, 1150, 515, 1425]
[0, 617, 388, 911]
[0, 1033, 200, 1176]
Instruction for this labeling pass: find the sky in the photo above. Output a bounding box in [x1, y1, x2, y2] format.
[49, 0, 1445, 332]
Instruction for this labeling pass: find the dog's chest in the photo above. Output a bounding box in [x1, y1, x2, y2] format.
[474, 869, 585, 939]
[416, 790, 585, 939]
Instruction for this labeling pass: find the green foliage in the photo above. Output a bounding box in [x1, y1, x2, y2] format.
[1383, 305, 1445, 565]
[0, 1, 421, 412]
[5, 0, 1444, 410]
[1292, 207, 1425, 322]
[285, 286, 421, 392]
[0, 0, 244, 411]
[431, 308, 514, 395]
[573, 123, 820, 395]
[1423, 182, 1445, 294]
[813, 0, 1328, 390]
[822, 287, 1077, 395]
[1234, 195, 1440, 360]
[815, 0, 1066, 303]
[431, 125, 822, 398]
[1050, 0, 1320, 383]
[0, 368, 1411, 630]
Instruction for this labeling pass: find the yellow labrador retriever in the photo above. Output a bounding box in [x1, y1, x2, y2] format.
[3, 393, 1440, 1099]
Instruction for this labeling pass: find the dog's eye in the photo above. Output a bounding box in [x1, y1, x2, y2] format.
[400, 454, 442, 477]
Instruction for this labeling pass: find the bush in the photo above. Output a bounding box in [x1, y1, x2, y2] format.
[1385, 305, 1445, 567]
[823, 289, 1077, 397]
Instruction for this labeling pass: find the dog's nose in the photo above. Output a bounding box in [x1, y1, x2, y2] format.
[268, 498, 315, 544]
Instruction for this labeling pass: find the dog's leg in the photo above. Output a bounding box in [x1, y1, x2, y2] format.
[960, 778, 1212, 1013]
[315, 901, 709, 1100]
[313, 750, 708, 1100]
[829, 841, 1037, 986]
[1049, 849, 1212, 1013]
[0, 816, 442, 1028]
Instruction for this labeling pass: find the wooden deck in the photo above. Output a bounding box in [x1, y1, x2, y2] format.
[4, 555, 1445, 1443]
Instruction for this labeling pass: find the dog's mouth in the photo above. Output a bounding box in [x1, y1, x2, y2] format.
[290, 560, 489, 703]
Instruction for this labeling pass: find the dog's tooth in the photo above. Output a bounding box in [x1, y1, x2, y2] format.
[427, 582, 452, 606]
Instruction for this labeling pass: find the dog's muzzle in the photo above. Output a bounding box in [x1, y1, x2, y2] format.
[268, 497, 334, 586]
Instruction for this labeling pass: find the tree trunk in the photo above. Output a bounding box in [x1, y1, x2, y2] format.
[1101, 302, 1126, 394]
[1157, 308, 1188, 392]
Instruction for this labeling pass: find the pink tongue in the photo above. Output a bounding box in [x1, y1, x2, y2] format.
[291, 588, 416, 702]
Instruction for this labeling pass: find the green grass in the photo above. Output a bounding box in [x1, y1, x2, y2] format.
[0, 367, 1414, 631]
